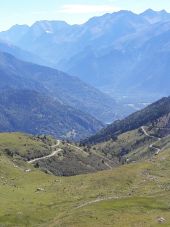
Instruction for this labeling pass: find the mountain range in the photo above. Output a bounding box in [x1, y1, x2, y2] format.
[0, 9, 169, 100]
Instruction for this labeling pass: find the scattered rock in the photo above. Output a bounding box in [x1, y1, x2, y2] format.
[13, 164, 18, 168]
[25, 169, 31, 173]
[157, 217, 166, 224]
[36, 187, 45, 192]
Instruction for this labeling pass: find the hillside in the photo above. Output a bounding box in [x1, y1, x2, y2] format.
[0, 132, 170, 226]
[82, 96, 170, 168]
[0, 51, 131, 123]
[85, 97, 170, 144]
[0, 133, 54, 161]
[0, 89, 103, 141]
[0, 132, 116, 176]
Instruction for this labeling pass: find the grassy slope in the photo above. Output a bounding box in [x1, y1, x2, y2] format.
[0, 133, 114, 177]
[0, 136, 170, 226]
[0, 133, 55, 160]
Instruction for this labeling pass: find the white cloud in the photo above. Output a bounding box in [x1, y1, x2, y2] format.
[58, 4, 120, 14]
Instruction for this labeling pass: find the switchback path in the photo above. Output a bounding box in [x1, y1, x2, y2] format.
[28, 140, 61, 164]
[141, 126, 161, 154]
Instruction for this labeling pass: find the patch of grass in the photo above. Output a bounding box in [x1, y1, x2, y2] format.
[57, 195, 170, 227]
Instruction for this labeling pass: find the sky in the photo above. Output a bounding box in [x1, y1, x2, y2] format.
[0, 0, 170, 31]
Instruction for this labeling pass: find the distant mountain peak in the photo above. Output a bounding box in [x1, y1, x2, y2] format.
[141, 9, 158, 16]
[10, 24, 30, 28]
[32, 20, 69, 26]
[6, 24, 30, 33]
[141, 8, 168, 16]
[140, 8, 170, 24]
[159, 9, 168, 14]
[117, 10, 135, 14]
[29, 20, 70, 35]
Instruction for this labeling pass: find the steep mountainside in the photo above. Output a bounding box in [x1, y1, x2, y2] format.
[82, 97, 170, 168]
[85, 96, 170, 144]
[0, 89, 103, 140]
[0, 52, 131, 123]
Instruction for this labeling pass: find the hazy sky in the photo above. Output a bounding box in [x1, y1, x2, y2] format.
[1, 0, 170, 31]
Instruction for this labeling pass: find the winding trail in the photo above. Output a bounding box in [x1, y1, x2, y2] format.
[141, 126, 161, 155]
[76, 196, 120, 209]
[28, 140, 61, 164]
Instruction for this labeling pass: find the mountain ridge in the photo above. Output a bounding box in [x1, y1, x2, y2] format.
[0, 51, 131, 123]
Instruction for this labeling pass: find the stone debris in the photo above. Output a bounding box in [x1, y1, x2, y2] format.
[157, 217, 166, 224]
[25, 169, 31, 173]
[36, 187, 45, 192]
